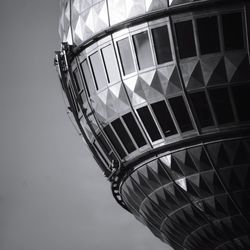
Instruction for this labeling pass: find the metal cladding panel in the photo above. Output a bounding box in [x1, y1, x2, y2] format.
[121, 139, 250, 249]
[58, 0, 213, 45]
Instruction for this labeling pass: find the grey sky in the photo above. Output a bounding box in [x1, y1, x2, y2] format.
[0, 1, 171, 250]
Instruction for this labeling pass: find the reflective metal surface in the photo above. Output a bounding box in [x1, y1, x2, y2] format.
[55, 0, 250, 249]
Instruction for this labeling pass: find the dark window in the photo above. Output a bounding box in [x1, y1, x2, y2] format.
[104, 125, 126, 158]
[152, 25, 172, 64]
[122, 113, 147, 148]
[222, 12, 244, 51]
[117, 38, 135, 75]
[81, 60, 94, 96]
[111, 119, 136, 153]
[89, 52, 107, 90]
[151, 101, 177, 137]
[73, 68, 82, 93]
[232, 85, 250, 122]
[189, 91, 214, 127]
[169, 96, 193, 132]
[137, 106, 162, 141]
[196, 16, 220, 55]
[209, 88, 234, 124]
[68, 86, 79, 113]
[175, 20, 197, 59]
[101, 45, 120, 83]
[133, 31, 154, 70]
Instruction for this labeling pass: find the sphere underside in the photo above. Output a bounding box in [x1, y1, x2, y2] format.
[121, 137, 250, 249]
[55, 0, 250, 249]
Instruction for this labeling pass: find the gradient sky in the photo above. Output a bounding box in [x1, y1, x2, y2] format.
[0, 1, 172, 250]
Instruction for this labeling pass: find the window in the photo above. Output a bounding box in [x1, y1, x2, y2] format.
[104, 125, 126, 158]
[222, 12, 244, 51]
[152, 25, 172, 64]
[101, 45, 120, 83]
[89, 52, 107, 90]
[133, 31, 154, 70]
[137, 106, 162, 141]
[122, 113, 147, 148]
[175, 20, 197, 59]
[232, 85, 250, 122]
[151, 101, 177, 137]
[196, 16, 220, 55]
[189, 91, 214, 127]
[169, 96, 193, 132]
[111, 119, 136, 153]
[81, 60, 94, 96]
[73, 68, 82, 93]
[117, 38, 135, 75]
[209, 88, 234, 124]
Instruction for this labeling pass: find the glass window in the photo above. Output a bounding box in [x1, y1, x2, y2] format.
[232, 85, 250, 122]
[175, 20, 197, 59]
[111, 119, 136, 153]
[222, 12, 244, 51]
[104, 125, 126, 158]
[152, 25, 172, 64]
[101, 45, 120, 83]
[209, 88, 234, 124]
[122, 113, 147, 148]
[117, 38, 135, 75]
[133, 31, 154, 70]
[137, 106, 162, 142]
[89, 52, 107, 90]
[189, 91, 214, 127]
[81, 60, 94, 96]
[68, 86, 79, 113]
[151, 101, 177, 137]
[169, 96, 193, 132]
[196, 16, 220, 55]
[73, 68, 82, 93]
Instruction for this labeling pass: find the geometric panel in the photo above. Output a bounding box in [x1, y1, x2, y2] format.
[180, 59, 204, 90]
[225, 52, 250, 83]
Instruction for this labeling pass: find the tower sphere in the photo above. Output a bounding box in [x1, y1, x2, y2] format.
[55, 0, 250, 249]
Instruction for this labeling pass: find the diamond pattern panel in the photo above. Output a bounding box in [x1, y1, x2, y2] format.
[121, 139, 250, 249]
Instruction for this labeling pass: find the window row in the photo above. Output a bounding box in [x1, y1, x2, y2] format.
[175, 12, 245, 59]
[71, 11, 245, 101]
[95, 83, 250, 159]
[72, 24, 173, 96]
[99, 95, 194, 159]
[189, 84, 250, 128]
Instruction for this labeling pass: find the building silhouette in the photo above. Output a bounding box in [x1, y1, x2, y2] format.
[55, 0, 250, 249]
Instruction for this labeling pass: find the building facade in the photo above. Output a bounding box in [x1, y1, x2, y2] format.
[55, 0, 250, 249]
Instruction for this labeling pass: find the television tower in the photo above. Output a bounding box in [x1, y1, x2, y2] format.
[55, 0, 250, 249]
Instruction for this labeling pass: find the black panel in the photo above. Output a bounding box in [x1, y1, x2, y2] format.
[196, 16, 220, 55]
[117, 38, 136, 75]
[175, 20, 197, 59]
[151, 101, 177, 137]
[89, 52, 107, 90]
[81, 60, 94, 96]
[222, 12, 244, 51]
[73, 68, 82, 93]
[104, 125, 126, 158]
[122, 113, 147, 148]
[189, 91, 214, 127]
[209, 88, 234, 124]
[169, 96, 193, 132]
[152, 26, 172, 64]
[137, 106, 162, 142]
[133, 31, 154, 70]
[111, 119, 136, 153]
[232, 85, 250, 122]
[101, 45, 120, 83]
